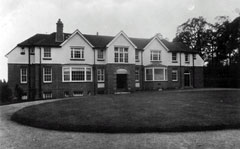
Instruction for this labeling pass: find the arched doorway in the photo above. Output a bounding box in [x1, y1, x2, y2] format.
[184, 70, 191, 87]
[116, 69, 128, 91]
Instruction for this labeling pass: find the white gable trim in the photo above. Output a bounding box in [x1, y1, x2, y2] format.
[106, 31, 137, 48]
[5, 46, 18, 57]
[60, 29, 93, 47]
[144, 35, 170, 52]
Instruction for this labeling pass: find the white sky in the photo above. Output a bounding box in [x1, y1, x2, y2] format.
[0, 0, 240, 80]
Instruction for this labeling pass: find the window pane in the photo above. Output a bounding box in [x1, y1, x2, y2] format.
[72, 68, 84, 81]
[86, 68, 91, 81]
[146, 69, 153, 80]
[154, 69, 164, 80]
[63, 68, 70, 81]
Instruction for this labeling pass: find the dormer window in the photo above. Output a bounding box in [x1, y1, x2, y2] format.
[193, 54, 196, 60]
[135, 50, 139, 62]
[97, 49, 104, 60]
[30, 48, 35, 55]
[150, 50, 161, 61]
[71, 47, 84, 60]
[172, 53, 177, 63]
[185, 54, 190, 63]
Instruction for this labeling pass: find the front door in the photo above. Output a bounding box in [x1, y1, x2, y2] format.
[184, 73, 190, 87]
[117, 74, 128, 91]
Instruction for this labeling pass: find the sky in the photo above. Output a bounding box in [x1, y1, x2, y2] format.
[0, 0, 240, 81]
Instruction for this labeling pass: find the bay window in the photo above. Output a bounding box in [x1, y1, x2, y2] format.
[145, 67, 168, 81]
[62, 66, 92, 82]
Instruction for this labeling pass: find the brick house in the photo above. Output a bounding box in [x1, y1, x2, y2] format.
[6, 19, 204, 100]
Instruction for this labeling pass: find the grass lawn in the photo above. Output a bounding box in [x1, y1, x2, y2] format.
[11, 90, 240, 133]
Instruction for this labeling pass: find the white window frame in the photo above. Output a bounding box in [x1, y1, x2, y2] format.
[150, 50, 161, 61]
[135, 50, 139, 62]
[185, 54, 190, 63]
[97, 50, 104, 60]
[43, 92, 52, 99]
[172, 70, 178, 81]
[135, 68, 140, 81]
[172, 53, 177, 62]
[43, 67, 52, 83]
[193, 54, 196, 60]
[73, 91, 83, 96]
[71, 47, 84, 60]
[62, 66, 92, 82]
[145, 67, 168, 81]
[20, 68, 27, 84]
[43, 47, 51, 58]
[114, 47, 128, 63]
[97, 69, 105, 82]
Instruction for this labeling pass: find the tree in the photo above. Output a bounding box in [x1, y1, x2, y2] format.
[173, 16, 214, 61]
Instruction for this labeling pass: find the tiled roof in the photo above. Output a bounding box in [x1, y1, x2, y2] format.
[17, 32, 197, 53]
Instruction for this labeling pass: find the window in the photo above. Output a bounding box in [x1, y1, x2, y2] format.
[63, 68, 70, 81]
[97, 69, 105, 82]
[135, 50, 139, 62]
[43, 92, 52, 99]
[114, 47, 128, 63]
[62, 66, 92, 82]
[150, 50, 161, 61]
[193, 54, 196, 60]
[135, 68, 140, 81]
[97, 50, 104, 60]
[172, 70, 178, 81]
[185, 54, 189, 63]
[71, 47, 84, 59]
[20, 68, 27, 83]
[145, 67, 168, 81]
[172, 53, 177, 62]
[43, 47, 51, 58]
[72, 68, 85, 81]
[73, 91, 83, 96]
[30, 48, 35, 55]
[43, 67, 52, 83]
[146, 69, 153, 81]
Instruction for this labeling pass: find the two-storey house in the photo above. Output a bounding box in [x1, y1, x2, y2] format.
[6, 19, 204, 100]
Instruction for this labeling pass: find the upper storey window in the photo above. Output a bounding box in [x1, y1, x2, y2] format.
[97, 49, 104, 60]
[135, 50, 139, 62]
[172, 53, 177, 63]
[114, 47, 128, 63]
[150, 50, 161, 61]
[43, 47, 51, 59]
[71, 47, 84, 60]
[185, 54, 190, 63]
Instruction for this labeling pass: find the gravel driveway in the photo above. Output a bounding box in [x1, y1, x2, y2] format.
[1, 98, 240, 149]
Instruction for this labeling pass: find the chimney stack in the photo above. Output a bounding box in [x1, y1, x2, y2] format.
[56, 19, 64, 42]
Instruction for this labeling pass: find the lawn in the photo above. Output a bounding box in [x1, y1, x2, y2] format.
[11, 90, 240, 133]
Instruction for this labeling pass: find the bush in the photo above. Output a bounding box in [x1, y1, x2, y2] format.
[0, 79, 12, 103]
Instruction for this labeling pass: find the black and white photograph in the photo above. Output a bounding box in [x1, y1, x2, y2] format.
[0, 0, 240, 148]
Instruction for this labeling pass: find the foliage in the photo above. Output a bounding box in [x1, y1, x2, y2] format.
[0, 79, 12, 103]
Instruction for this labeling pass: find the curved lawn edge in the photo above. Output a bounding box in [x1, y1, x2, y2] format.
[11, 113, 240, 133]
[11, 90, 240, 133]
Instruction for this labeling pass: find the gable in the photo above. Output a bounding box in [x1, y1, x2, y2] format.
[145, 37, 168, 52]
[107, 31, 137, 48]
[60, 30, 93, 48]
